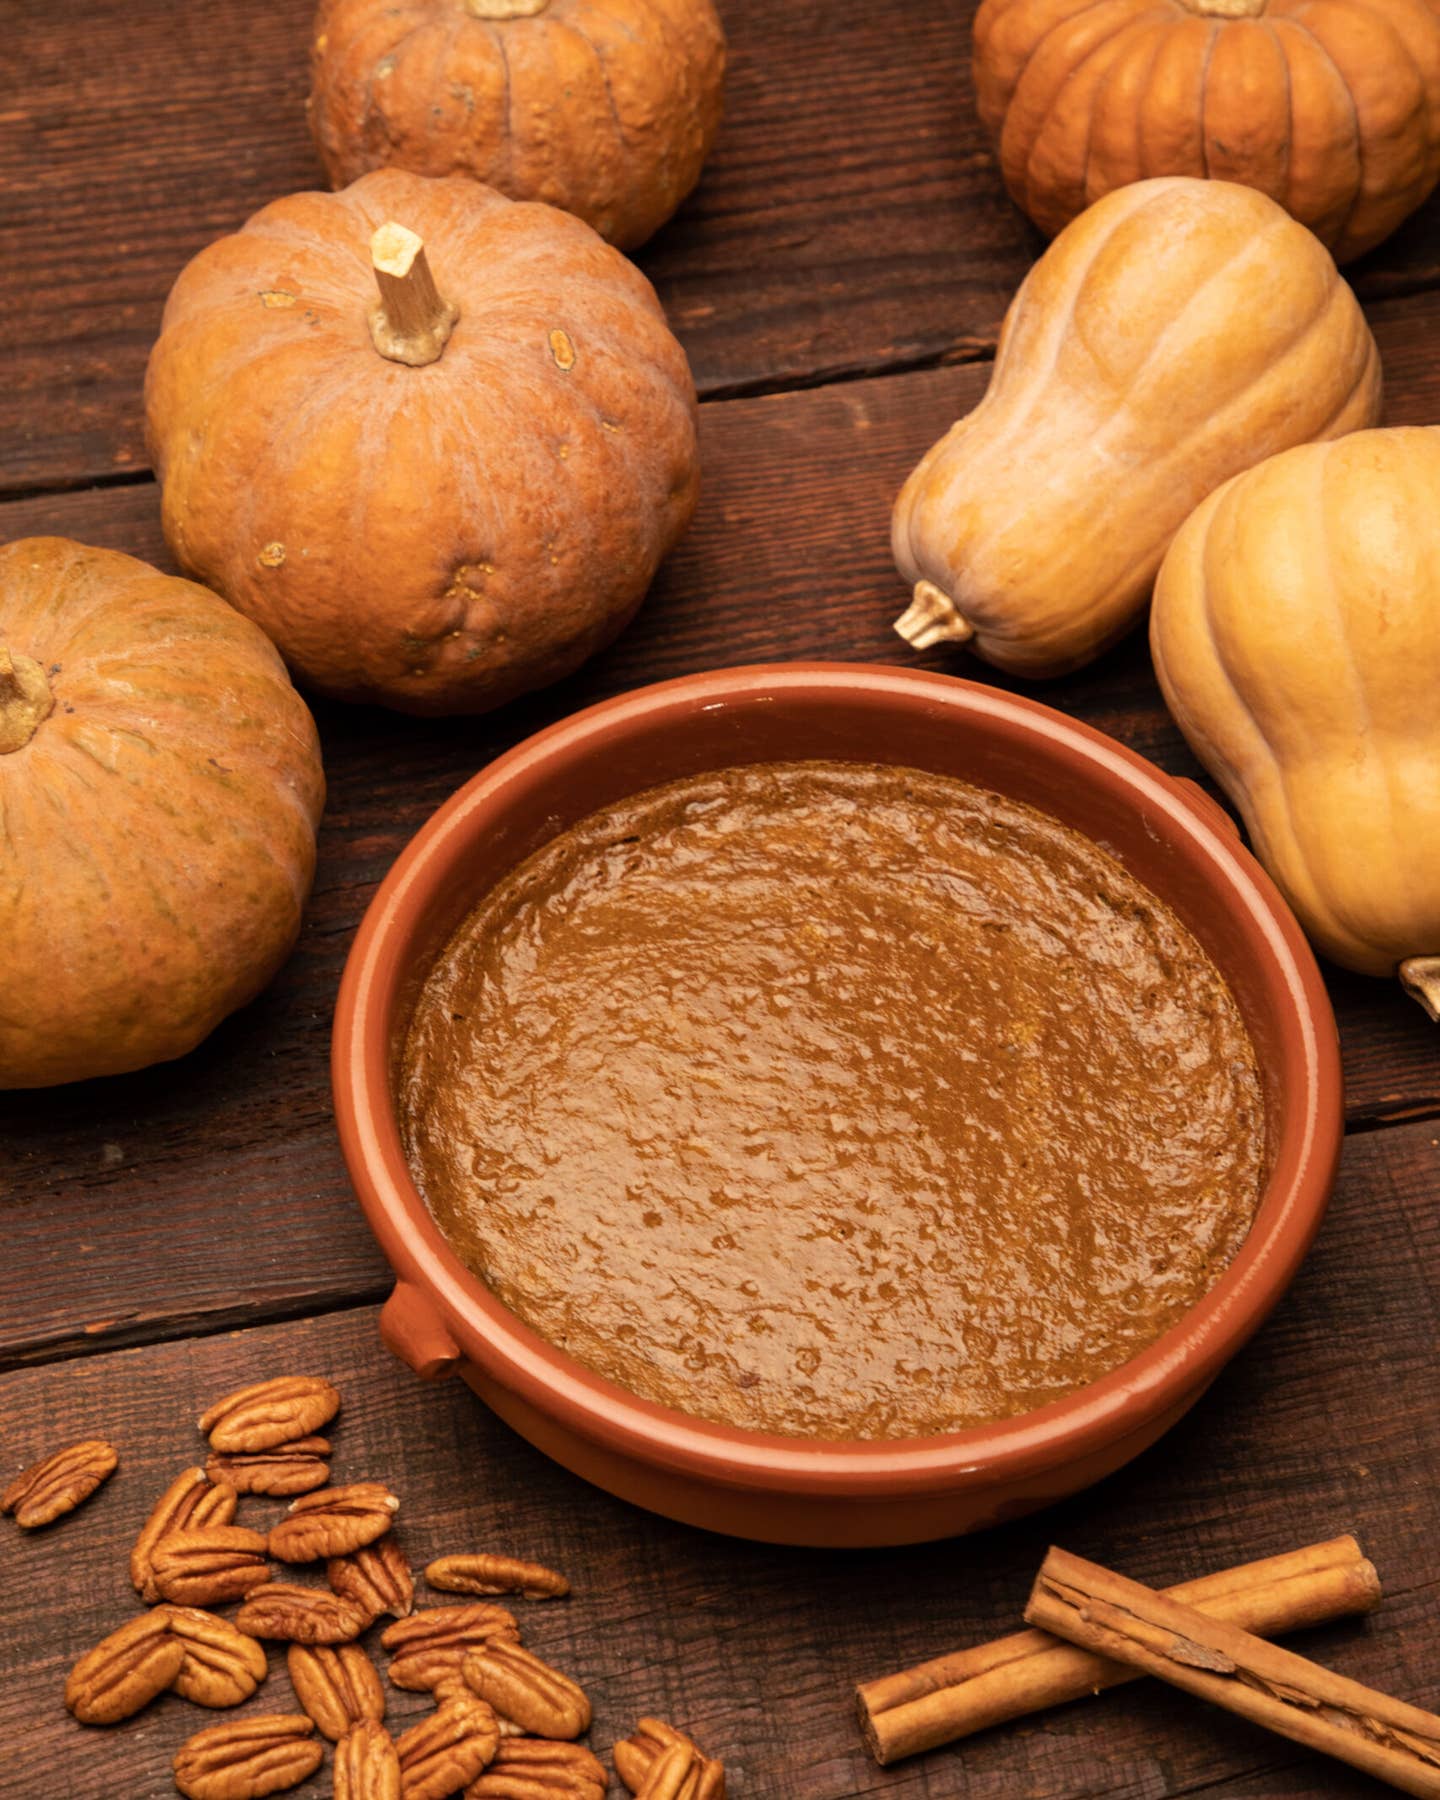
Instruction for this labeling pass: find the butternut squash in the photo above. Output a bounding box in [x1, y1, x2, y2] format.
[891, 177, 1382, 679]
[1151, 427, 1440, 1018]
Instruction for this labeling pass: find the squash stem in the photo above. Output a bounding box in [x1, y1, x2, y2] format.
[0, 645, 54, 753]
[894, 580, 976, 652]
[368, 223, 459, 368]
[1399, 957, 1440, 1024]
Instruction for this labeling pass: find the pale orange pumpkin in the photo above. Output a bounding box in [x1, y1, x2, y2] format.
[308, 0, 727, 250]
[973, 0, 1440, 261]
[0, 538, 325, 1089]
[144, 169, 699, 716]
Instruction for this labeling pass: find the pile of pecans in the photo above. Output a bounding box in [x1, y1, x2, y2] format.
[6, 1375, 725, 1799]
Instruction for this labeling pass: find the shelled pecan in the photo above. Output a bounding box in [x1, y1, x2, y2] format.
[131, 1467, 238, 1601]
[2, 1438, 117, 1528]
[237, 1582, 372, 1644]
[65, 1612, 186, 1726]
[287, 1641, 386, 1741]
[173, 1713, 323, 1800]
[199, 1377, 341, 1453]
[161, 1605, 270, 1707]
[335, 1718, 403, 1800]
[614, 1720, 724, 1800]
[467, 1737, 609, 1798]
[269, 1482, 399, 1563]
[151, 1524, 272, 1606]
[329, 1537, 414, 1621]
[207, 1436, 331, 1497]
[461, 1642, 591, 1740]
[426, 1554, 570, 1601]
[396, 1691, 500, 1800]
[381, 1604, 520, 1691]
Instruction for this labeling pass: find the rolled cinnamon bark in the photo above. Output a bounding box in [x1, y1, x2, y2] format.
[858, 1536, 1380, 1765]
[1026, 1547, 1438, 1799]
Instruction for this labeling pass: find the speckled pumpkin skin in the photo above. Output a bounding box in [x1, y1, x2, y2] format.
[0, 537, 325, 1089]
[144, 169, 700, 715]
[307, 0, 726, 250]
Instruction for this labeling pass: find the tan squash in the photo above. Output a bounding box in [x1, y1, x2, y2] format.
[891, 178, 1381, 679]
[973, 0, 1440, 262]
[0, 538, 325, 1088]
[1152, 427, 1440, 1018]
[308, 0, 727, 250]
[145, 169, 699, 716]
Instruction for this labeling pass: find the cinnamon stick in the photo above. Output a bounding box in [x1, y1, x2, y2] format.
[1026, 1546, 1440, 1799]
[858, 1535, 1379, 1765]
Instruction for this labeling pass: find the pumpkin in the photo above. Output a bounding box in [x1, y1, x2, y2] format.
[973, 0, 1440, 263]
[891, 177, 1381, 679]
[1151, 427, 1440, 1019]
[307, 0, 727, 250]
[144, 169, 699, 716]
[0, 538, 325, 1088]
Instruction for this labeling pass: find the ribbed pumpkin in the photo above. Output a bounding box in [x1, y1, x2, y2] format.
[145, 169, 700, 715]
[308, 0, 727, 250]
[973, 0, 1440, 262]
[0, 538, 325, 1089]
[1152, 427, 1440, 1017]
[892, 178, 1382, 678]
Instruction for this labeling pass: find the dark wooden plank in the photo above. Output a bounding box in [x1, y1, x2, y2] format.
[3, 290, 1438, 1364]
[4, 1113, 1440, 1798]
[6, 0, 1440, 492]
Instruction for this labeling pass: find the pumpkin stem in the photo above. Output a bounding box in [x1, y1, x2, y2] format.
[1399, 957, 1440, 1024]
[1176, 0, 1267, 14]
[893, 580, 976, 651]
[465, 0, 550, 14]
[0, 645, 54, 754]
[368, 223, 459, 368]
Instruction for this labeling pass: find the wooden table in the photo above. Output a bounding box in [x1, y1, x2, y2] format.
[4, 5, 1439, 1796]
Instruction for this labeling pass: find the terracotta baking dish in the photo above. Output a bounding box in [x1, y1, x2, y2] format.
[333, 662, 1342, 1547]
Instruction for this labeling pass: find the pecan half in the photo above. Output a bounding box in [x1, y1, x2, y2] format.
[634, 1743, 705, 1800]
[65, 1611, 186, 1725]
[426, 1554, 569, 1601]
[2, 1437, 117, 1528]
[131, 1467, 238, 1601]
[269, 1482, 399, 1563]
[161, 1605, 270, 1707]
[173, 1713, 323, 1800]
[329, 1537, 414, 1621]
[152, 1525, 272, 1606]
[467, 1738, 609, 1798]
[207, 1437, 331, 1497]
[288, 1642, 386, 1741]
[396, 1692, 500, 1800]
[461, 1643, 591, 1741]
[381, 1604, 519, 1692]
[614, 1721, 724, 1800]
[237, 1582, 372, 1644]
[336, 1719, 403, 1800]
[199, 1376, 341, 1453]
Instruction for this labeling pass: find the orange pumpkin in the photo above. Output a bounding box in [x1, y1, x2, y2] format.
[308, 0, 727, 250]
[973, 0, 1440, 261]
[0, 538, 325, 1089]
[144, 169, 700, 716]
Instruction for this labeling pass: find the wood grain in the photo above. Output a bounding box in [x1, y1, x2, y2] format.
[5, 0, 1439, 492]
[5, 1125, 1440, 1800]
[3, 286, 1440, 1364]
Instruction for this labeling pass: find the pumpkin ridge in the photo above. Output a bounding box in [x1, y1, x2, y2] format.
[1022, 7, 1148, 217]
[1284, 10, 1372, 257]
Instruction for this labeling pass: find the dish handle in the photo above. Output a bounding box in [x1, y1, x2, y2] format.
[380, 1281, 462, 1381]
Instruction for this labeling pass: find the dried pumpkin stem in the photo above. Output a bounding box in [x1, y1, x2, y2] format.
[893, 579, 976, 651]
[0, 645, 54, 754]
[368, 223, 459, 368]
[466, 0, 549, 14]
[1399, 957, 1440, 1024]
